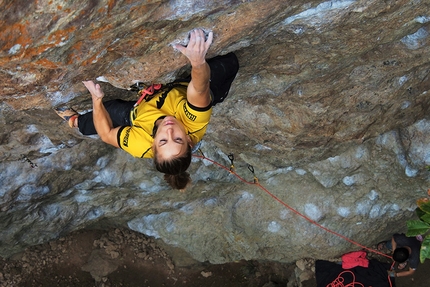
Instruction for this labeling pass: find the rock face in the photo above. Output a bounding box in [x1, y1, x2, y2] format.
[1, 0, 430, 263]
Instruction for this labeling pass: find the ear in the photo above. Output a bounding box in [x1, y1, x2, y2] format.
[187, 135, 193, 147]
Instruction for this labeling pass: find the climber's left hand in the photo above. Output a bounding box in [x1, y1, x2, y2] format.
[174, 29, 213, 67]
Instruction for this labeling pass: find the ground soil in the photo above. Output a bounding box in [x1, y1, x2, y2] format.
[0, 228, 294, 287]
[0, 228, 428, 287]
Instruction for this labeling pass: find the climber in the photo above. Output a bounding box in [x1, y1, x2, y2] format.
[55, 28, 239, 190]
[377, 233, 422, 277]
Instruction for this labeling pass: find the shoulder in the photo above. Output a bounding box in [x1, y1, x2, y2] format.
[179, 101, 212, 124]
[185, 100, 212, 112]
[118, 126, 154, 158]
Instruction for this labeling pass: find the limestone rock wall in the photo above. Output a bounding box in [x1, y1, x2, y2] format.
[1, 0, 430, 263]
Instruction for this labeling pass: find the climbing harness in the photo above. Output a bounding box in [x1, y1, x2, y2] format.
[131, 82, 163, 107]
[130, 81, 189, 107]
[194, 151, 395, 287]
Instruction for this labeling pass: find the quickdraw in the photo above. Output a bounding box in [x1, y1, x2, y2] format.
[21, 154, 38, 168]
[228, 153, 235, 172]
[248, 164, 259, 184]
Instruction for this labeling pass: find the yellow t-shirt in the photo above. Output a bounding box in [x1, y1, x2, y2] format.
[117, 83, 212, 158]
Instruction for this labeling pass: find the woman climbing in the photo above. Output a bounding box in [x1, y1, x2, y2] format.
[55, 28, 239, 190]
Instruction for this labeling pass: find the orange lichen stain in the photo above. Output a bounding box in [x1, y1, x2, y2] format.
[89, 24, 114, 40]
[19, 27, 76, 59]
[33, 58, 60, 69]
[81, 54, 100, 67]
[66, 41, 84, 65]
[57, 5, 62, 10]
[134, 29, 149, 37]
[73, 41, 83, 51]
[107, 0, 117, 14]
[31, 44, 58, 56]
[120, 39, 143, 51]
[48, 26, 76, 45]
[129, 1, 154, 13]
[0, 57, 20, 66]
[0, 22, 32, 50]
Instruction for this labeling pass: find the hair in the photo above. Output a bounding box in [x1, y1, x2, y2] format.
[393, 247, 409, 263]
[153, 144, 192, 190]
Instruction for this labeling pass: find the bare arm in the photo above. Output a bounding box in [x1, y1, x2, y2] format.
[174, 29, 213, 108]
[391, 237, 397, 251]
[82, 81, 120, 147]
[395, 267, 415, 277]
[389, 236, 415, 277]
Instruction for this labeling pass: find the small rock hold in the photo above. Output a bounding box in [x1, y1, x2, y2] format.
[296, 259, 306, 271]
[137, 252, 147, 258]
[201, 271, 212, 278]
[166, 260, 175, 270]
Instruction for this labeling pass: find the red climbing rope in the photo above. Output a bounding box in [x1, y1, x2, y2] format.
[193, 153, 393, 260]
[325, 266, 394, 287]
[255, 181, 393, 259]
[195, 153, 395, 286]
[326, 270, 365, 287]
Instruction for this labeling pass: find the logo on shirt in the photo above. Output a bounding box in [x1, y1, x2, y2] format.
[183, 103, 196, 121]
[131, 107, 138, 121]
[123, 128, 130, 147]
[156, 91, 169, 109]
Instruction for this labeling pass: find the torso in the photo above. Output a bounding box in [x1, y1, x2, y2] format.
[117, 83, 212, 158]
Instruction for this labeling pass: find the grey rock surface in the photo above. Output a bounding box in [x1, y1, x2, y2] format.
[1, 0, 430, 263]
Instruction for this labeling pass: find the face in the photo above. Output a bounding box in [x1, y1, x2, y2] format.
[153, 116, 190, 160]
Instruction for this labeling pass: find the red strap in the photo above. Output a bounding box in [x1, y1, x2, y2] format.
[134, 84, 162, 107]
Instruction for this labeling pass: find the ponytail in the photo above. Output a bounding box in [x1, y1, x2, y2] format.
[164, 172, 191, 190]
[153, 145, 192, 190]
